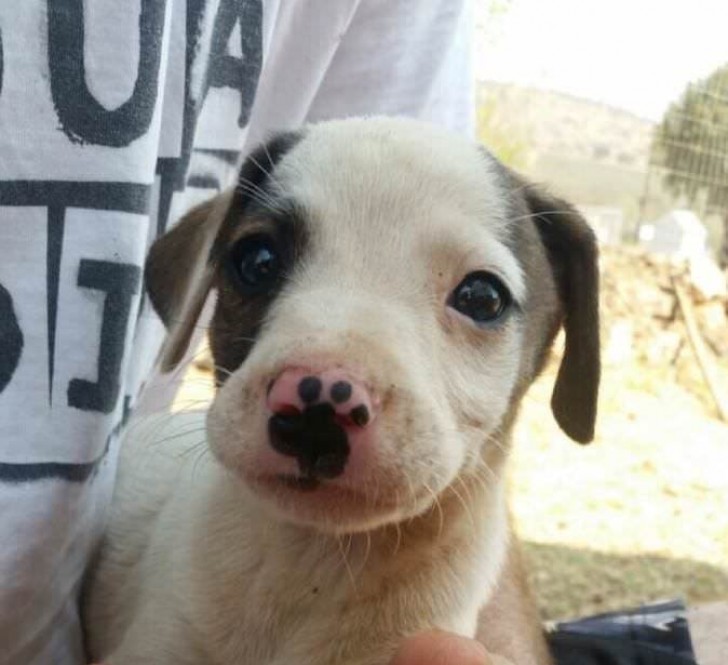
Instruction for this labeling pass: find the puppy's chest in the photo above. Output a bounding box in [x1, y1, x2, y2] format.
[192, 530, 488, 665]
[193, 535, 360, 662]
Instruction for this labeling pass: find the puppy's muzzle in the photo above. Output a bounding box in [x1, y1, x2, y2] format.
[266, 368, 377, 479]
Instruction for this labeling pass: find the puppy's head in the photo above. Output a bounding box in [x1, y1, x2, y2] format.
[146, 118, 600, 533]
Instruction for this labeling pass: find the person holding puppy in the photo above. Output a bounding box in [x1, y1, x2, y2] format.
[0, 1, 489, 664]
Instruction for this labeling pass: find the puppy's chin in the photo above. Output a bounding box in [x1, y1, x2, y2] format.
[238, 471, 431, 534]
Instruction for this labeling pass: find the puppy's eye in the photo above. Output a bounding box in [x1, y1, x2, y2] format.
[229, 235, 281, 293]
[449, 271, 511, 324]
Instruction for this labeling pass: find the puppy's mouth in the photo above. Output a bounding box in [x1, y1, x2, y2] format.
[275, 473, 321, 492]
[252, 472, 373, 502]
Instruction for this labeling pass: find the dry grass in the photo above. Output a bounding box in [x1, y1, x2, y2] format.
[512, 357, 728, 619]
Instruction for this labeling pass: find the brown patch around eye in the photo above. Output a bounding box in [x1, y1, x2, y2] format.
[202, 131, 307, 384]
[209, 212, 309, 386]
[209, 281, 270, 386]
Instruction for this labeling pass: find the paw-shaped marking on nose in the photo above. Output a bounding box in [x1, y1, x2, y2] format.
[269, 403, 349, 479]
[291, 376, 369, 427]
[269, 373, 374, 479]
[349, 404, 369, 427]
[330, 380, 352, 404]
[298, 376, 323, 404]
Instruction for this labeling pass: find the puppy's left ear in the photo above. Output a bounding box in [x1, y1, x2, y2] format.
[526, 186, 601, 444]
[145, 130, 304, 372]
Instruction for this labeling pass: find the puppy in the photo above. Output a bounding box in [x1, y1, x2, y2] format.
[84, 117, 599, 665]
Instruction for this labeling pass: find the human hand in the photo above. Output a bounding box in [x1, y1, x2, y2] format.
[391, 630, 509, 665]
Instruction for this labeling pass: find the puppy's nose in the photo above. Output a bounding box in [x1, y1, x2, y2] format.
[266, 368, 376, 479]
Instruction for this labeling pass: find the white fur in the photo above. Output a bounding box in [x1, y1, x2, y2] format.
[88, 414, 508, 664]
[85, 118, 535, 665]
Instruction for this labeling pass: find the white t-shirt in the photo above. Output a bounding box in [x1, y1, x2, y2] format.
[0, 1, 473, 662]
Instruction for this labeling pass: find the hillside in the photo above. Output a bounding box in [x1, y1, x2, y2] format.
[477, 82, 678, 235]
[478, 81, 655, 168]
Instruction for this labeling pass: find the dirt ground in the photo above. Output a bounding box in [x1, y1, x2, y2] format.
[175, 246, 728, 624]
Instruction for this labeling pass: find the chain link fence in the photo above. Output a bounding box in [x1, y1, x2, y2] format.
[646, 65, 728, 267]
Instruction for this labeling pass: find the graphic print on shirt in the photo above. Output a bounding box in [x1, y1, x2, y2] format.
[0, 283, 23, 394]
[0, 0, 264, 482]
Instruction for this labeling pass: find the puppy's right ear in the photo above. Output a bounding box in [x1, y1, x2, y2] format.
[525, 185, 600, 444]
[145, 189, 234, 372]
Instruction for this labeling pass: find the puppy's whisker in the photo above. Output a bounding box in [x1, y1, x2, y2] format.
[449, 480, 475, 533]
[262, 141, 276, 172]
[246, 152, 286, 195]
[191, 446, 211, 480]
[236, 173, 278, 200]
[422, 481, 445, 540]
[392, 522, 403, 557]
[245, 152, 276, 180]
[485, 433, 508, 456]
[361, 531, 372, 575]
[173, 377, 214, 385]
[403, 473, 418, 511]
[336, 534, 358, 593]
[134, 311, 240, 336]
[509, 209, 578, 225]
[477, 463, 497, 484]
[227, 334, 260, 346]
[457, 473, 477, 508]
[143, 426, 208, 449]
[234, 187, 281, 214]
[234, 189, 282, 216]
[506, 181, 535, 197]
[172, 399, 214, 413]
[468, 466, 495, 497]
[236, 177, 284, 213]
[233, 184, 279, 213]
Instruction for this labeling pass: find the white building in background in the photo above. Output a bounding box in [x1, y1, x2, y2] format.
[638, 209, 708, 260]
[579, 205, 624, 245]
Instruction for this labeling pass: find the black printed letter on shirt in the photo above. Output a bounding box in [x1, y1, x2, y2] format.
[0, 283, 23, 394]
[67, 260, 141, 414]
[208, 0, 263, 127]
[47, 0, 166, 146]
